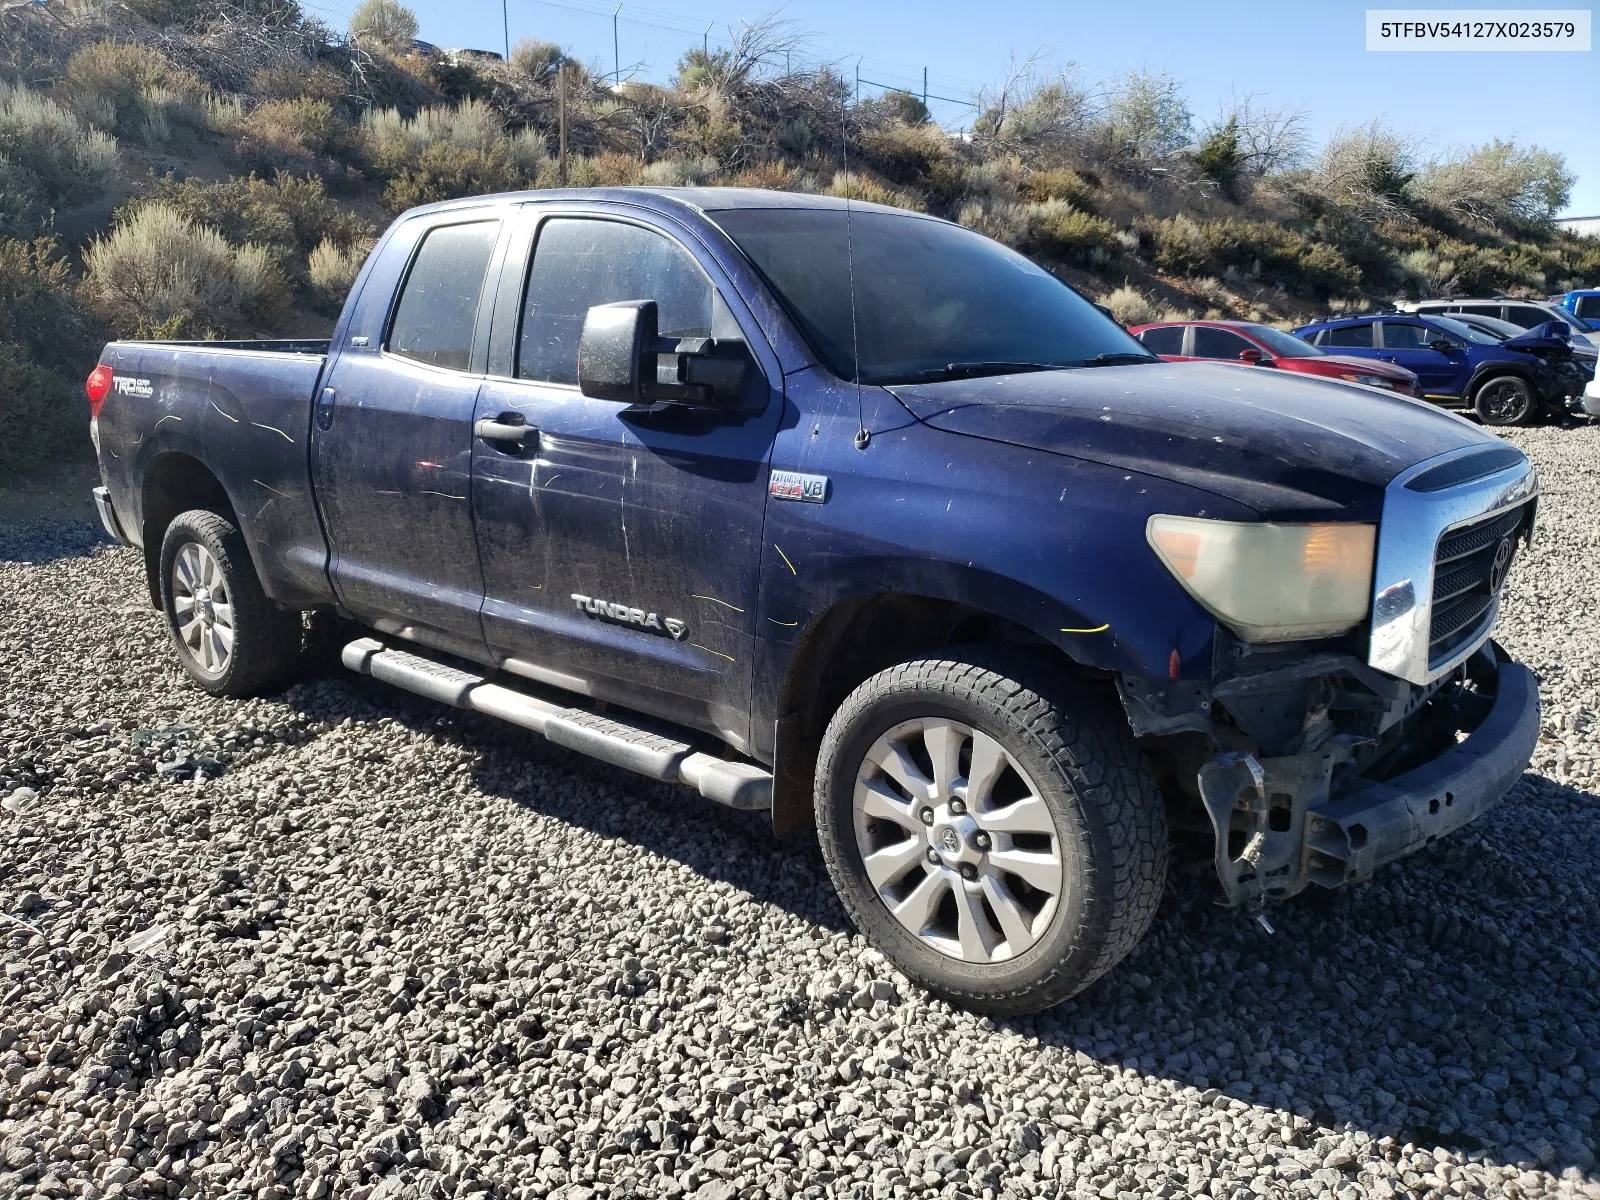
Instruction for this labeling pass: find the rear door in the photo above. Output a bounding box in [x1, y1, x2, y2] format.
[1191, 325, 1259, 363]
[1320, 321, 1377, 356]
[1377, 320, 1465, 396]
[313, 211, 507, 655]
[469, 206, 784, 751]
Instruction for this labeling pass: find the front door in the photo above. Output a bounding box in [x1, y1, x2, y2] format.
[470, 210, 782, 750]
[314, 214, 505, 653]
[1378, 320, 1466, 397]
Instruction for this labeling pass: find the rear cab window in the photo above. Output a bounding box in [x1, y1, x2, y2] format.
[387, 220, 502, 372]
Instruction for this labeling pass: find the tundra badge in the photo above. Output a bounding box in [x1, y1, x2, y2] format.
[572, 594, 688, 639]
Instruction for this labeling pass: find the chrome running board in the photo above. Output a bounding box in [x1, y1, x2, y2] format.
[341, 637, 772, 811]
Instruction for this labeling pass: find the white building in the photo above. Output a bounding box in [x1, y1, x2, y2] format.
[1557, 215, 1600, 239]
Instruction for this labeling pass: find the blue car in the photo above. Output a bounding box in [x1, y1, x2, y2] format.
[1292, 312, 1571, 426]
[1558, 289, 1600, 332]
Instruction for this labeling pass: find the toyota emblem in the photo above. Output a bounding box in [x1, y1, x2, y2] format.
[1488, 536, 1514, 593]
[940, 828, 961, 854]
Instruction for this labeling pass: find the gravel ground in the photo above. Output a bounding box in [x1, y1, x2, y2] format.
[2, 427, 1598, 1200]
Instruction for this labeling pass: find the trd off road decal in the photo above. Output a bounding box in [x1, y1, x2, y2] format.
[572, 594, 687, 639]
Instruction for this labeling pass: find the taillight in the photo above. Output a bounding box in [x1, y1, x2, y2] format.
[86, 365, 113, 419]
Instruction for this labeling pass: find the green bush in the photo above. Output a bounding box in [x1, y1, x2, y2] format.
[62, 41, 204, 147]
[364, 100, 547, 212]
[1146, 214, 1361, 299]
[143, 172, 373, 264]
[233, 98, 360, 176]
[350, 0, 419, 49]
[1024, 201, 1120, 267]
[84, 203, 287, 339]
[0, 238, 103, 478]
[0, 83, 117, 232]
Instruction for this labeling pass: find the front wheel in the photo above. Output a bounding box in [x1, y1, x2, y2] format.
[1473, 374, 1535, 426]
[159, 509, 302, 697]
[814, 652, 1168, 1016]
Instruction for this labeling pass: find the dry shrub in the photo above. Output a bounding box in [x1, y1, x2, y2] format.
[250, 62, 349, 104]
[63, 41, 203, 146]
[958, 199, 1030, 247]
[349, 0, 418, 50]
[825, 171, 923, 211]
[726, 161, 799, 190]
[571, 153, 643, 187]
[858, 122, 951, 188]
[234, 98, 358, 175]
[639, 157, 718, 187]
[1099, 284, 1158, 326]
[0, 83, 117, 228]
[510, 38, 563, 83]
[84, 203, 287, 338]
[307, 237, 372, 310]
[1018, 167, 1096, 209]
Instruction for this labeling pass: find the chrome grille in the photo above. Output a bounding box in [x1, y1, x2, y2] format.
[1427, 502, 1531, 668]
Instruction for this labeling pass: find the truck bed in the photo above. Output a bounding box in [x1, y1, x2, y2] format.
[94, 338, 336, 609]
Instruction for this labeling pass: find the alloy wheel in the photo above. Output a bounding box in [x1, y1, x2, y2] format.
[851, 717, 1065, 963]
[170, 541, 234, 675]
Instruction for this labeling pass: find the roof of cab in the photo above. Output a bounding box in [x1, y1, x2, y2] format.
[396, 185, 941, 223]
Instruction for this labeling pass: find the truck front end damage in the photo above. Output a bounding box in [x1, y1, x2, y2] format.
[1122, 446, 1542, 907]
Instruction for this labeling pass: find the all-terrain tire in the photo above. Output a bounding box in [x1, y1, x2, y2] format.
[814, 649, 1167, 1016]
[159, 508, 302, 698]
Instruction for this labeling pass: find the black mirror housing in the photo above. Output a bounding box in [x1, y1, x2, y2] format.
[579, 298, 748, 408]
[579, 300, 656, 403]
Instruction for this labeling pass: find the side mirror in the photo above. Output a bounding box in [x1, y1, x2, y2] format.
[578, 299, 746, 406]
[1237, 347, 1265, 364]
[1429, 339, 1459, 355]
[579, 300, 655, 403]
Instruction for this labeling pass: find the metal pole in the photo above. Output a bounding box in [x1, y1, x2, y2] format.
[502, 0, 509, 61]
[854, 58, 860, 102]
[703, 22, 710, 56]
[922, 66, 927, 108]
[558, 65, 569, 185]
[613, 4, 621, 84]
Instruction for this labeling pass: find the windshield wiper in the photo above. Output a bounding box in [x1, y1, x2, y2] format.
[1081, 352, 1160, 367]
[882, 361, 1058, 383]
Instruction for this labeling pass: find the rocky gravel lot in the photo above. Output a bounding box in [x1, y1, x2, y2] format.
[2, 427, 1598, 1200]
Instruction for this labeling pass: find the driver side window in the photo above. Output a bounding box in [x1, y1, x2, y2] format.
[518, 218, 713, 385]
[1380, 323, 1433, 350]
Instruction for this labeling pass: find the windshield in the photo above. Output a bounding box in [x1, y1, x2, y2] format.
[1455, 315, 1523, 339]
[710, 207, 1154, 384]
[1240, 324, 1322, 358]
[1428, 315, 1501, 345]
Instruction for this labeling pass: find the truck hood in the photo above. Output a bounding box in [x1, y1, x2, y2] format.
[889, 361, 1498, 521]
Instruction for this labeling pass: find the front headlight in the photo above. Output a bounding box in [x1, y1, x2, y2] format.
[1147, 516, 1376, 643]
[1340, 372, 1392, 389]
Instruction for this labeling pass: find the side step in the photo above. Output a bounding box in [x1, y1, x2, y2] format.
[340, 638, 772, 812]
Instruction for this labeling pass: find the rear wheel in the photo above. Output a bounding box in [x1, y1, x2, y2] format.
[1473, 374, 1535, 426]
[814, 651, 1168, 1015]
[159, 509, 302, 697]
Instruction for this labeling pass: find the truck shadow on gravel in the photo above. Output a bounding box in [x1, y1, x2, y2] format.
[290, 670, 1599, 1182]
[0, 520, 111, 564]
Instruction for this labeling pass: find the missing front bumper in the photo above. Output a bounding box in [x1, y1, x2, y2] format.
[1197, 644, 1540, 905]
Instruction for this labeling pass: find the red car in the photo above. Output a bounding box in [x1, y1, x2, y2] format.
[1127, 319, 1422, 397]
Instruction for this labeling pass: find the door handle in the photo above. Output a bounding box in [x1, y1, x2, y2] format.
[315, 387, 337, 430]
[475, 415, 536, 447]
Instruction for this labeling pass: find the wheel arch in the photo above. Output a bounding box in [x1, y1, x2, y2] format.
[767, 590, 1103, 836]
[140, 452, 238, 609]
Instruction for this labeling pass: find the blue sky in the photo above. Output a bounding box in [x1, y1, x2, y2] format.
[313, 0, 1600, 215]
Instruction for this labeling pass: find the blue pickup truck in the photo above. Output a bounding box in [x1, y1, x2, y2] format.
[87, 188, 1542, 1014]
